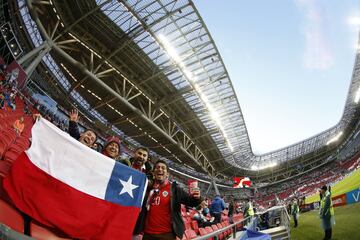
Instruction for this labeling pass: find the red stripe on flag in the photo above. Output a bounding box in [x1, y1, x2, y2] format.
[3, 152, 140, 240]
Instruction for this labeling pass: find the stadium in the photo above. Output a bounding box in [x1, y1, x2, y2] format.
[0, 0, 359, 239]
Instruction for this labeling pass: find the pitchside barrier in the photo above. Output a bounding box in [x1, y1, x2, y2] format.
[301, 187, 360, 211]
[346, 188, 360, 204]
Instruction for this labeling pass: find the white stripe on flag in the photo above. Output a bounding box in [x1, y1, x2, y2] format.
[26, 118, 115, 200]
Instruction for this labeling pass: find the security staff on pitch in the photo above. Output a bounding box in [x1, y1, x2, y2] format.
[319, 185, 335, 240]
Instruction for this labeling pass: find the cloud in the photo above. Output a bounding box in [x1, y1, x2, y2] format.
[296, 0, 334, 70]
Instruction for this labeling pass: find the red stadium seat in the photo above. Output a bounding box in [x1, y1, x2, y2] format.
[184, 220, 192, 230]
[13, 137, 30, 150]
[30, 222, 71, 240]
[2, 130, 17, 144]
[190, 220, 199, 234]
[198, 227, 207, 237]
[204, 226, 214, 240]
[184, 229, 197, 239]
[211, 224, 223, 240]
[3, 148, 22, 163]
[221, 222, 231, 236]
[0, 141, 8, 159]
[0, 160, 12, 177]
[0, 198, 24, 233]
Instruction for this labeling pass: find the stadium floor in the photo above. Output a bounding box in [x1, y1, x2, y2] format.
[290, 202, 360, 240]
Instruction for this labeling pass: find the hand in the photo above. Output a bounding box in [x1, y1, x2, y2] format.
[32, 113, 41, 121]
[200, 200, 207, 209]
[192, 189, 201, 199]
[69, 108, 79, 122]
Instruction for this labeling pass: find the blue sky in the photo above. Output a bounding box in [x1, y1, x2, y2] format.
[194, 0, 360, 154]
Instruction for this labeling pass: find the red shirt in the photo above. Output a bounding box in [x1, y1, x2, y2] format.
[132, 163, 146, 173]
[144, 182, 172, 234]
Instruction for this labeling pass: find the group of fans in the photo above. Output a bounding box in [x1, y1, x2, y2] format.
[27, 96, 269, 239]
[63, 106, 260, 239]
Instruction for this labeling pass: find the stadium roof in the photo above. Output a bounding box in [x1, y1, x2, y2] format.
[9, 0, 360, 179]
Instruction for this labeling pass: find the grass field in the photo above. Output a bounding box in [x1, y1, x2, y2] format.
[290, 203, 360, 240]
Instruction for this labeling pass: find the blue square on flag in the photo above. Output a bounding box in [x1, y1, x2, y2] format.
[105, 162, 147, 207]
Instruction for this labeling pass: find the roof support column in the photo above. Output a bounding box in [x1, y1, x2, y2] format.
[211, 179, 220, 196]
[17, 41, 48, 65]
[24, 41, 52, 78]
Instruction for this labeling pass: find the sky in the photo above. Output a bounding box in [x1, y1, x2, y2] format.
[194, 0, 360, 154]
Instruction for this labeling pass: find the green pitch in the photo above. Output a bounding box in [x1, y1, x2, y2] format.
[290, 203, 360, 240]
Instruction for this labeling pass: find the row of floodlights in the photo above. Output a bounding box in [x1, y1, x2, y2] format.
[0, 24, 22, 57]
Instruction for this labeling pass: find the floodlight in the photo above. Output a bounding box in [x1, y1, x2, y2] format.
[158, 33, 235, 152]
[354, 87, 360, 103]
[326, 131, 343, 145]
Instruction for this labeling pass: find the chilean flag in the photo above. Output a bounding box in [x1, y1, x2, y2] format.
[233, 177, 251, 188]
[3, 118, 148, 239]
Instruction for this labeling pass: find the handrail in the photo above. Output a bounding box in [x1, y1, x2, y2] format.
[194, 205, 291, 240]
[257, 205, 291, 239]
[194, 216, 250, 240]
[256, 205, 291, 221]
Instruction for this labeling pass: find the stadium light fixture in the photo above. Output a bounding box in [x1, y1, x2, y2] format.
[355, 87, 360, 103]
[158, 34, 234, 152]
[268, 162, 277, 168]
[158, 34, 196, 82]
[251, 161, 277, 171]
[158, 35, 182, 63]
[326, 131, 343, 145]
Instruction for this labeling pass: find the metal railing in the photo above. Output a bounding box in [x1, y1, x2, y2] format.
[256, 205, 291, 239]
[194, 216, 251, 240]
[194, 205, 290, 240]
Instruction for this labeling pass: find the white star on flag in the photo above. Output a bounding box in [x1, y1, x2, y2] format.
[119, 175, 138, 198]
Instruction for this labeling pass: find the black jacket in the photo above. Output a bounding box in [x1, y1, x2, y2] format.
[68, 120, 80, 140]
[228, 202, 234, 216]
[134, 181, 202, 238]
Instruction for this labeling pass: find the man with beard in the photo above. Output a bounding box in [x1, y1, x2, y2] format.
[123, 147, 153, 240]
[121, 147, 152, 176]
[68, 108, 97, 148]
